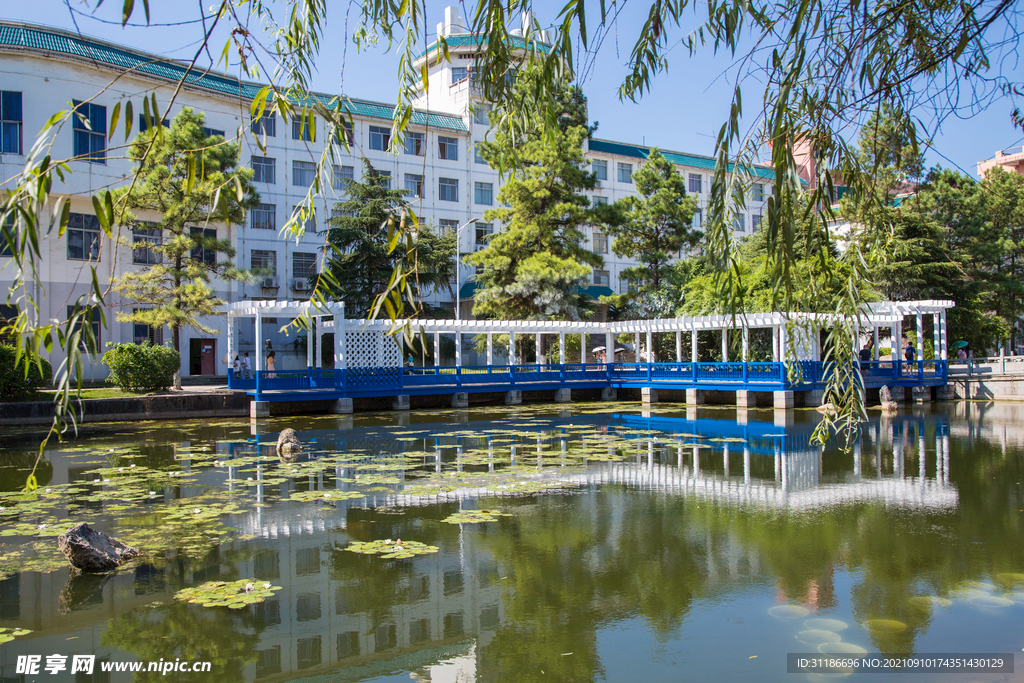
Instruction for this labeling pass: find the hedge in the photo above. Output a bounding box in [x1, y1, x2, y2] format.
[101, 342, 180, 392]
[0, 345, 53, 401]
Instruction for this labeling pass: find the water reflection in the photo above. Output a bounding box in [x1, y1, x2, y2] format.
[0, 403, 1021, 682]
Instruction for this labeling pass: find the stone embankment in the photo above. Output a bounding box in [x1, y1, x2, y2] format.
[0, 391, 250, 425]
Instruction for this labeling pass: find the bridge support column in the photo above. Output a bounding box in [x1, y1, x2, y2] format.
[505, 390, 522, 405]
[774, 409, 794, 427]
[554, 388, 572, 403]
[936, 384, 953, 400]
[686, 389, 704, 405]
[773, 390, 794, 409]
[392, 395, 410, 411]
[911, 386, 931, 404]
[804, 389, 826, 407]
[451, 392, 469, 408]
[735, 390, 756, 408]
[250, 401, 270, 419]
[601, 387, 618, 401]
[642, 387, 658, 404]
[330, 398, 353, 414]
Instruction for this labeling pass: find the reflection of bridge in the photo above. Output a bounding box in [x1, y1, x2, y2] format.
[222, 300, 953, 414]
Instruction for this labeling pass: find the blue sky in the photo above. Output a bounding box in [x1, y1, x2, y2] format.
[6, 0, 1022, 178]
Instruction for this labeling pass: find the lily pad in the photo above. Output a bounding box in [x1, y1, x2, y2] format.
[972, 595, 1014, 608]
[804, 618, 849, 632]
[908, 595, 952, 610]
[345, 539, 438, 558]
[443, 509, 511, 524]
[796, 629, 843, 645]
[995, 572, 1024, 588]
[819, 642, 868, 656]
[769, 604, 810, 619]
[174, 579, 282, 608]
[0, 627, 33, 645]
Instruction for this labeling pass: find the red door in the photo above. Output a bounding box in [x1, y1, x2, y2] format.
[200, 339, 216, 375]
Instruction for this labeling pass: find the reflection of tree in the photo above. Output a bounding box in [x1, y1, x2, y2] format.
[0, 451, 51, 491]
[101, 600, 261, 681]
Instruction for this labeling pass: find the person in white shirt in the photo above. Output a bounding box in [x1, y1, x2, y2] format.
[241, 352, 252, 378]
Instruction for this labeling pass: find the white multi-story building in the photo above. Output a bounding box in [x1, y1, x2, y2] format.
[0, 9, 774, 381]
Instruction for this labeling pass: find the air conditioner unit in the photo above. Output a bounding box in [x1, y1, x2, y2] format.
[291, 278, 310, 292]
[594, 181, 603, 189]
[261, 277, 279, 289]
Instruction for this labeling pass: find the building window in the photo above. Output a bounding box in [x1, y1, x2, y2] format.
[619, 276, 637, 294]
[404, 131, 425, 156]
[1, 91, 23, 155]
[617, 162, 633, 183]
[333, 165, 354, 191]
[292, 116, 314, 141]
[296, 637, 322, 670]
[190, 227, 217, 265]
[369, 125, 391, 151]
[291, 205, 315, 232]
[472, 105, 489, 125]
[132, 223, 161, 265]
[752, 183, 765, 202]
[593, 269, 610, 286]
[592, 159, 607, 181]
[293, 252, 317, 279]
[251, 112, 276, 137]
[688, 173, 702, 194]
[692, 208, 703, 227]
[68, 305, 102, 352]
[474, 182, 493, 206]
[256, 647, 282, 678]
[438, 136, 458, 161]
[592, 196, 608, 206]
[439, 177, 459, 202]
[474, 144, 487, 164]
[296, 548, 321, 576]
[333, 120, 354, 146]
[438, 218, 459, 237]
[474, 222, 492, 246]
[337, 632, 360, 657]
[296, 592, 321, 621]
[252, 203, 276, 230]
[373, 169, 391, 190]
[72, 101, 106, 163]
[593, 232, 608, 254]
[252, 156, 275, 184]
[66, 212, 101, 261]
[293, 160, 316, 187]
[202, 127, 225, 139]
[451, 67, 468, 83]
[132, 311, 163, 346]
[251, 249, 277, 277]
[404, 173, 424, 198]
[751, 214, 763, 231]
[733, 214, 746, 232]
[138, 115, 169, 133]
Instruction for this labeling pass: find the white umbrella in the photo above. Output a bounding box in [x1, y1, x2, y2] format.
[591, 346, 606, 353]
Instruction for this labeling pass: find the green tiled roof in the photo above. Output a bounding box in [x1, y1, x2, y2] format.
[458, 282, 613, 300]
[0, 22, 468, 132]
[416, 33, 552, 60]
[588, 138, 776, 181]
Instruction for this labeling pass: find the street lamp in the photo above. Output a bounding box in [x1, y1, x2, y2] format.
[453, 218, 478, 321]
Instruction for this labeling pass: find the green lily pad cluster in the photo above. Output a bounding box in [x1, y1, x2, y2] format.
[0, 627, 32, 644]
[174, 579, 282, 608]
[443, 509, 510, 524]
[345, 539, 439, 559]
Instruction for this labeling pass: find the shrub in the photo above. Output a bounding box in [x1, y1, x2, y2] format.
[101, 342, 180, 392]
[0, 345, 53, 401]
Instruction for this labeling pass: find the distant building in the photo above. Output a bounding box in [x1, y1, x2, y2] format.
[0, 8, 775, 380]
[977, 146, 1024, 177]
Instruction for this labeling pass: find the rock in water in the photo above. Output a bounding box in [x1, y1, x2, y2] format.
[277, 428, 302, 456]
[880, 385, 898, 412]
[57, 523, 140, 573]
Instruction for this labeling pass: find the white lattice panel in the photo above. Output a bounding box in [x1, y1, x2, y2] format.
[344, 330, 402, 368]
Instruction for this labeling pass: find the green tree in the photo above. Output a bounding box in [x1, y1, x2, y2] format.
[111, 108, 257, 389]
[467, 65, 603, 327]
[975, 167, 1024, 349]
[322, 160, 456, 317]
[605, 149, 699, 304]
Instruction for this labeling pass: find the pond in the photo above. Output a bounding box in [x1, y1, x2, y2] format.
[0, 401, 1021, 682]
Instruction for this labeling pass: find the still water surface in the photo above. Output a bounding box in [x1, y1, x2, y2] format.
[0, 402, 1021, 682]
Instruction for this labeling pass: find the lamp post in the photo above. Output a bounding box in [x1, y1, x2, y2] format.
[453, 218, 478, 321]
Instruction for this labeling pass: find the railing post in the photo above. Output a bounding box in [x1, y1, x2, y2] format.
[742, 362, 749, 383]
[646, 362, 652, 383]
[255, 370, 261, 401]
[560, 363, 566, 383]
[456, 366, 462, 387]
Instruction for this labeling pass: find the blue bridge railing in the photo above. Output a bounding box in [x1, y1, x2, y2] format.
[229, 359, 948, 401]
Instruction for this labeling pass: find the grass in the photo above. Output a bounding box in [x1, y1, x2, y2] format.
[41, 387, 165, 400]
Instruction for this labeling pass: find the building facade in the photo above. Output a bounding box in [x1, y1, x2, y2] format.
[0, 10, 774, 380]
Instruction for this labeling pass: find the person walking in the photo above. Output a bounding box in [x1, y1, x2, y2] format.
[241, 352, 252, 379]
[266, 350, 276, 375]
[232, 355, 240, 376]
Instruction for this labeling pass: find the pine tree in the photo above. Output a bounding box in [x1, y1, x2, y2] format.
[322, 159, 456, 316]
[467, 65, 603, 325]
[112, 108, 258, 389]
